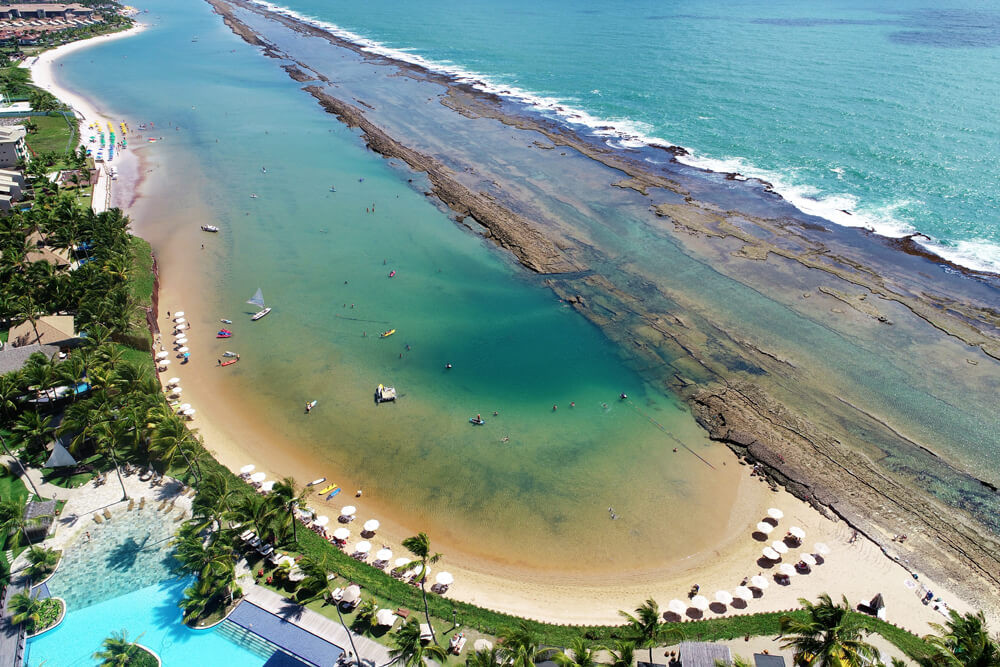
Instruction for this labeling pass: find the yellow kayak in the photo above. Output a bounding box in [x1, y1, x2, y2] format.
[317, 484, 337, 495]
[380, 329, 395, 338]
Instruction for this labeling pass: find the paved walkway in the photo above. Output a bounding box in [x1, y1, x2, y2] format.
[0, 583, 26, 667]
[243, 585, 393, 667]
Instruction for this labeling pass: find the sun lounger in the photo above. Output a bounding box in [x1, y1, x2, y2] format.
[420, 624, 433, 642]
[450, 633, 467, 654]
[240, 530, 255, 541]
[331, 587, 344, 602]
[396, 608, 410, 618]
[258, 543, 274, 556]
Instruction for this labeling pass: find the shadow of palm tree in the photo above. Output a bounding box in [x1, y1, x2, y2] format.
[106, 534, 152, 571]
[277, 600, 305, 621]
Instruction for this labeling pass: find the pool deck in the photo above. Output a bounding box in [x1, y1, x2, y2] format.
[0, 582, 26, 667]
[241, 585, 392, 667]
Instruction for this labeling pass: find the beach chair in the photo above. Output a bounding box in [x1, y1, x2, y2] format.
[450, 633, 467, 654]
[420, 624, 433, 642]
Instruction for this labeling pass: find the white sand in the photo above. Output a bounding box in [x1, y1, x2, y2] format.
[28, 23, 987, 639]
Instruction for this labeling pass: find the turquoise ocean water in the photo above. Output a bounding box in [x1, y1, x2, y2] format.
[250, 0, 1000, 273]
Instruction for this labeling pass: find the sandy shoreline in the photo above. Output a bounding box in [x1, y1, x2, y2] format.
[27, 4, 994, 637]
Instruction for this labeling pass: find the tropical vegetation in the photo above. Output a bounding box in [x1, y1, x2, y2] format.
[93, 628, 158, 667]
[8, 592, 62, 635]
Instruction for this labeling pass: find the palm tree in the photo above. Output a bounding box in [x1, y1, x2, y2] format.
[556, 638, 598, 667]
[399, 532, 442, 643]
[234, 492, 280, 545]
[191, 471, 240, 533]
[779, 594, 877, 667]
[13, 410, 55, 460]
[9, 592, 43, 629]
[93, 628, 145, 666]
[500, 622, 555, 667]
[178, 573, 222, 624]
[620, 599, 681, 665]
[353, 597, 378, 633]
[922, 610, 999, 667]
[272, 476, 308, 544]
[388, 618, 448, 667]
[467, 644, 506, 667]
[24, 545, 59, 581]
[172, 523, 234, 583]
[604, 639, 637, 667]
[0, 498, 34, 549]
[293, 555, 334, 603]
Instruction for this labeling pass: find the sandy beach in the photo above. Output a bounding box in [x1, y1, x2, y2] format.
[27, 10, 993, 641]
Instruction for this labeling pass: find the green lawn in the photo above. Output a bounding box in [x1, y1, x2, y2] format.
[24, 113, 78, 157]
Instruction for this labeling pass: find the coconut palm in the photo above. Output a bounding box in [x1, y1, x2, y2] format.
[921, 610, 999, 667]
[172, 522, 234, 583]
[399, 532, 442, 643]
[620, 599, 681, 665]
[556, 638, 599, 667]
[9, 592, 44, 629]
[0, 372, 22, 419]
[234, 491, 280, 545]
[353, 597, 378, 632]
[94, 628, 145, 666]
[293, 555, 334, 603]
[178, 573, 222, 623]
[500, 622, 555, 667]
[0, 498, 34, 548]
[191, 471, 240, 533]
[271, 476, 308, 544]
[779, 594, 877, 667]
[12, 410, 54, 462]
[388, 618, 448, 667]
[604, 639, 637, 667]
[24, 546, 59, 581]
[467, 644, 506, 667]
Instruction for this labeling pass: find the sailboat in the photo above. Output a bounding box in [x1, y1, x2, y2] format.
[248, 288, 271, 321]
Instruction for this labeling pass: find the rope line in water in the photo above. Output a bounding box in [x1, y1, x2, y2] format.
[624, 399, 716, 470]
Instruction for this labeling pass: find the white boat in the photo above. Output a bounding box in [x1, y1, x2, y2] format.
[308, 477, 326, 486]
[248, 288, 271, 320]
[375, 383, 397, 403]
[201, 224, 219, 232]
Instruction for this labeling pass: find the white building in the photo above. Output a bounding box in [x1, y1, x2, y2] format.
[0, 125, 28, 168]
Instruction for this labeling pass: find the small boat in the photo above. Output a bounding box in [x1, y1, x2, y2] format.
[329, 186, 336, 192]
[217, 330, 232, 338]
[375, 384, 397, 403]
[221, 319, 232, 324]
[220, 357, 239, 366]
[388, 270, 396, 278]
[248, 288, 271, 320]
[308, 477, 326, 487]
[470, 417, 486, 426]
[223, 350, 238, 357]
[305, 400, 317, 413]
[250, 193, 258, 199]
[380, 329, 395, 338]
[317, 484, 337, 495]
[326, 488, 341, 500]
[201, 225, 219, 233]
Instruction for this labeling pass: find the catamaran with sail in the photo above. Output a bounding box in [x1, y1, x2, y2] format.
[248, 288, 271, 321]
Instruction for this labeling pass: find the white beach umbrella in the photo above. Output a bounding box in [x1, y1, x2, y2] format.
[762, 547, 781, 560]
[314, 515, 330, 527]
[155, 351, 169, 359]
[174, 317, 186, 323]
[788, 526, 806, 539]
[167, 377, 181, 386]
[177, 346, 189, 353]
[394, 558, 411, 568]
[778, 563, 797, 577]
[174, 311, 185, 317]
[375, 548, 393, 562]
[690, 595, 710, 611]
[340, 505, 356, 516]
[715, 590, 733, 605]
[354, 541, 372, 554]
[363, 519, 380, 532]
[278, 555, 295, 567]
[814, 542, 831, 555]
[341, 584, 361, 604]
[667, 599, 687, 615]
[158, 359, 171, 366]
[179, 403, 192, 411]
[768, 508, 784, 520]
[168, 386, 181, 395]
[239, 464, 256, 474]
[409, 564, 430, 579]
[800, 553, 817, 567]
[250, 472, 266, 482]
[333, 527, 350, 540]
[174, 337, 188, 345]
[376, 608, 396, 626]
[435, 572, 454, 586]
[756, 521, 774, 534]
[733, 586, 753, 601]
[771, 541, 789, 555]
[750, 575, 770, 589]
[182, 409, 196, 417]
[474, 640, 493, 652]
[260, 480, 275, 492]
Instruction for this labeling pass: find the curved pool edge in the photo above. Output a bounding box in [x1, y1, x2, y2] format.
[135, 642, 163, 666]
[27, 596, 66, 639]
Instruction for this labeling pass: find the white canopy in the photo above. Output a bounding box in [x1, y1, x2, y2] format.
[239, 464, 256, 474]
[772, 541, 789, 554]
[177, 346, 189, 353]
[341, 584, 361, 604]
[778, 563, 797, 576]
[158, 359, 171, 366]
[363, 519, 380, 532]
[182, 409, 196, 416]
[690, 595, 710, 611]
[155, 351, 169, 359]
[394, 558, 412, 568]
[174, 311, 185, 317]
[762, 547, 781, 560]
[715, 590, 733, 605]
[354, 540, 372, 553]
[44, 441, 77, 468]
[435, 571, 454, 586]
[376, 608, 396, 627]
[166, 377, 180, 385]
[314, 516, 330, 527]
[756, 521, 774, 534]
[667, 599, 687, 615]
[333, 527, 350, 540]
[375, 548, 393, 561]
[250, 472, 266, 482]
[814, 542, 831, 555]
[179, 403, 192, 411]
[340, 505, 356, 516]
[174, 337, 188, 345]
[733, 586, 754, 600]
[767, 508, 784, 520]
[174, 317, 186, 324]
[800, 553, 817, 566]
[260, 480, 275, 492]
[750, 575, 770, 589]
[788, 526, 806, 539]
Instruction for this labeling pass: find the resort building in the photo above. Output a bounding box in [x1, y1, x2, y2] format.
[24, 230, 72, 268]
[0, 342, 59, 373]
[0, 125, 28, 168]
[0, 4, 95, 20]
[0, 168, 25, 210]
[6, 314, 79, 347]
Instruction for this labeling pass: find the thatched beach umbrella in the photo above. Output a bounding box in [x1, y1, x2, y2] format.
[767, 508, 784, 520]
[762, 546, 781, 560]
[733, 586, 753, 601]
[756, 521, 774, 534]
[715, 590, 733, 605]
[814, 542, 830, 555]
[771, 541, 789, 555]
[788, 526, 806, 539]
[668, 599, 687, 615]
[239, 464, 255, 474]
[778, 563, 796, 577]
[750, 575, 769, 589]
[690, 595, 710, 611]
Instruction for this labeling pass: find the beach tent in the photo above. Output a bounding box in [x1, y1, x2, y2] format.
[44, 441, 77, 468]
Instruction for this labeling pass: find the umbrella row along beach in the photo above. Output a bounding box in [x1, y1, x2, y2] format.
[157, 311, 197, 420]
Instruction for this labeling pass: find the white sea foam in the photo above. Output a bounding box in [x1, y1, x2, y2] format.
[248, 0, 1000, 275]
